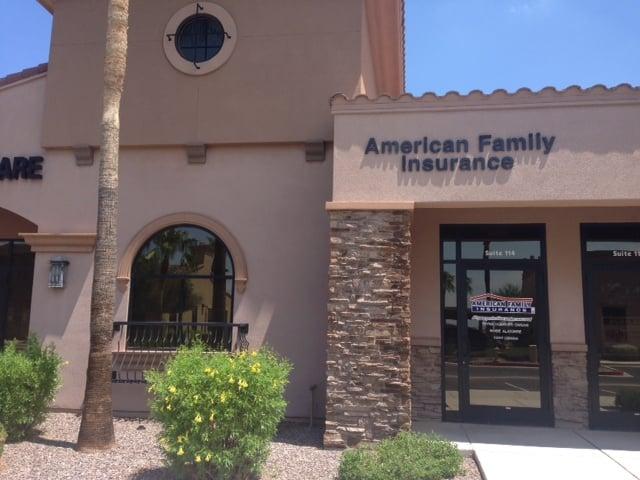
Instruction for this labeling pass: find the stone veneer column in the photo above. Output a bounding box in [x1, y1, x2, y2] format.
[324, 210, 412, 448]
[552, 346, 589, 426]
[410, 342, 441, 420]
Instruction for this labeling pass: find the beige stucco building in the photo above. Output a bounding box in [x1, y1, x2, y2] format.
[1, 0, 639, 448]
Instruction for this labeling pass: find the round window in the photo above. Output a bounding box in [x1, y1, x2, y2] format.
[164, 3, 238, 76]
[175, 14, 225, 63]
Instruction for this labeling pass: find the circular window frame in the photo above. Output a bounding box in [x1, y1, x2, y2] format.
[164, 2, 238, 76]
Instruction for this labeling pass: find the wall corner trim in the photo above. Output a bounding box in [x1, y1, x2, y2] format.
[19, 233, 97, 253]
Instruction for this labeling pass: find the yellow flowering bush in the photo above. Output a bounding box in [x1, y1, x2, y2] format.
[147, 346, 291, 480]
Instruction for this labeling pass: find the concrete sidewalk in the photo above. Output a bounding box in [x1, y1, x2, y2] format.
[414, 420, 640, 480]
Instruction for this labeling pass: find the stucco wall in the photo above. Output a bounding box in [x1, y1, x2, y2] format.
[114, 145, 332, 416]
[0, 75, 47, 156]
[357, 8, 377, 98]
[2, 96, 333, 416]
[411, 207, 640, 347]
[332, 89, 640, 205]
[42, 0, 368, 147]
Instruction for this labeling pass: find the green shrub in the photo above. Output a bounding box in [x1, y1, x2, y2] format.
[339, 432, 463, 480]
[615, 390, 640, 412]
[0, 423, 6, 457]
[147, 346, 292, 480]
[0, 336, 63, 441]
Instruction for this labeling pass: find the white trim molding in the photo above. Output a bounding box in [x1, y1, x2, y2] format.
[20, 233, 97, 253]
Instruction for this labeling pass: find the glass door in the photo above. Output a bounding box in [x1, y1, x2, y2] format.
[459, 263, 553, 425]
[441, 225, 553, 426]
[582, 225, 640, 431]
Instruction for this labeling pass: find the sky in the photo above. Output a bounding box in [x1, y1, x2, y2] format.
[0, 0, 639, 95]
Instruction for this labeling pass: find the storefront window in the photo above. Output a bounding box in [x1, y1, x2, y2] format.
[582, 224, 640, 430]
[0, 240, 34, 344]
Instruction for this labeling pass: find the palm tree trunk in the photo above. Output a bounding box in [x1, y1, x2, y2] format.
[77, 0, 129, 451]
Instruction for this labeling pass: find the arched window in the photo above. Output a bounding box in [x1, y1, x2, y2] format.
[129, 225, 235, 331]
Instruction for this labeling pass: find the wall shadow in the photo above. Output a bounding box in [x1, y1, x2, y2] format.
[359, 150, 555, 188]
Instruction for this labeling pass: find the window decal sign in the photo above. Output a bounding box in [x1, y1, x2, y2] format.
[472, 315, 533, 342]
[470, 293, 536, 314]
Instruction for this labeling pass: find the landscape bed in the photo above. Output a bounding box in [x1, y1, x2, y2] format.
[0, 413, 482, 480]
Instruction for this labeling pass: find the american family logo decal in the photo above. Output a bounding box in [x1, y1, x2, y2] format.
[363, 132, 556, 174]
[470, 293, 536, 314]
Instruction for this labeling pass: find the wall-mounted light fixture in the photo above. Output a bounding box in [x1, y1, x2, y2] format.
[49, 256, 69, 288]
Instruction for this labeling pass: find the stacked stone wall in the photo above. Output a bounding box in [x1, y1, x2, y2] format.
[552, 350, 589, 426]
[411, 344, 441, 420]
[324, 210, 412, 448]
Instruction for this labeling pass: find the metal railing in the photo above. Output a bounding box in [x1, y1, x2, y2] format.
[111, 321, 249, 384]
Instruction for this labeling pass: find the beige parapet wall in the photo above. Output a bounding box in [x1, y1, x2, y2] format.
[331, 85, 640, 205]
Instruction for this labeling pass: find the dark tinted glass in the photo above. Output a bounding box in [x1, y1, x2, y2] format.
[0, 241, 34, 343]
[130, 226, 234, 327]
[176, 15, 225, 63]
[442, 263, 459, 412]
[466, 268, 541, 408]
[133, 226, 233, 276]
[592, 270, 640, 413]
[462, 240, 541, 260]
[586, 241, 640, 259]
[443, 241, 456, 261]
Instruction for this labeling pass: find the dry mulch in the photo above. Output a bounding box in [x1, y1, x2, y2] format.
[0, 413, 481, 480]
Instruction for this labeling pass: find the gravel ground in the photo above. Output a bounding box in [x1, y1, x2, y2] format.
[0, 413, 481, 480]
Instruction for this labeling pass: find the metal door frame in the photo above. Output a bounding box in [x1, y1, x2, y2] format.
[581, 223, 640, 431]
[440, 224, 554, 426]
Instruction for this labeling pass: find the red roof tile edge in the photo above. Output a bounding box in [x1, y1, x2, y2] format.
[0, 63, 48, 89]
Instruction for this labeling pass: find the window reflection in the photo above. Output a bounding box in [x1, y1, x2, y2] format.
[130, 225, 235, 328]
[0, 240, 34, 344]
[466, 269, 541, 409]
[442, 264, 458, 412]
[594, 270, 640, 413]
[443, 241, 456, 261]
[586, 241, 640, 259]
